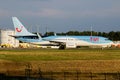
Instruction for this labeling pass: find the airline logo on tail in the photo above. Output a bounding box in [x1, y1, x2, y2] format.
[16, 26, 23, 32]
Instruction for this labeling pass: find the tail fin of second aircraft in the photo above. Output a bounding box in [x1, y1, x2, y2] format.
[12, 17, 35, 36]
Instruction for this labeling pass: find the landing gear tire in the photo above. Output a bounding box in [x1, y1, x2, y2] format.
[59, 45, 66, 49]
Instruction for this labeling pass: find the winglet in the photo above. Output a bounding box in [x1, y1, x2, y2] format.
[37, 32, 42, 40]
[54, 33, 57, 36]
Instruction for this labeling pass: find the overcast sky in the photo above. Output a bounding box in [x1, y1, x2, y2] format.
[0, 0, 120, 33]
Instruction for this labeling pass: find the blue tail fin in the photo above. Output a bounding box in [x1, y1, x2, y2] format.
[12, 17, 35, 36]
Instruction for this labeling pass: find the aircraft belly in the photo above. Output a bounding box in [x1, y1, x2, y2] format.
[76, 40, 113, 48]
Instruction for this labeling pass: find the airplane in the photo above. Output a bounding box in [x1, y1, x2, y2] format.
[12, 17, 114, 49]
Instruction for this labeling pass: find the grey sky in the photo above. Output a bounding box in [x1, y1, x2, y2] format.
[0, 0, 120, 33]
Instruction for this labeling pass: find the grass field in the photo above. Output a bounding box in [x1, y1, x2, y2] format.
[0, 48, 120, 75]
[0, 48, 120, 61]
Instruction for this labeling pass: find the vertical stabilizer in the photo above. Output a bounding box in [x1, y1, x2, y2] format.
[12, 17, 35, 36]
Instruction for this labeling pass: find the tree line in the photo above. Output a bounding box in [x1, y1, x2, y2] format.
[44, 31, 120, 41]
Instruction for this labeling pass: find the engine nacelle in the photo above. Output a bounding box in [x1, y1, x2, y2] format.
[66, 42, 76, 48]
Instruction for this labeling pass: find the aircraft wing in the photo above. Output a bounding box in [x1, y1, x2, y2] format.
[42, 38, 66, 45]
[49, 40, 66, 45]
